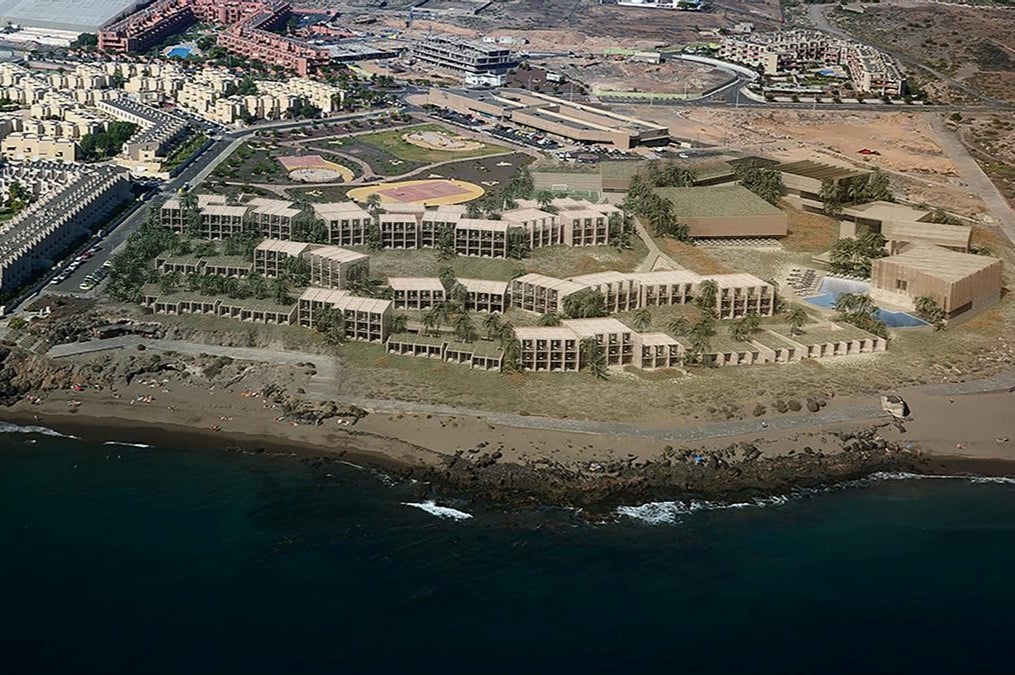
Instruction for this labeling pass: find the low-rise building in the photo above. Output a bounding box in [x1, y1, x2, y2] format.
[252, 239, 313, 277]
[412, 35, 517, 76]
[510, 273, 586, 315]
[305, 246, 369, 290]
[297, 287, 391, 342]
[388, 277, 447, 310]
[651, 185, 789, 238]
[459, 278, 509, 313]
[561, 317, 635, 366]
[514, 326, 582, 372]
[870, 244, 1003, 317]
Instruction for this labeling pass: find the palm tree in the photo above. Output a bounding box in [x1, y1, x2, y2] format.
[365, 192, 382, 218]
[482, 313, 502, 340]
[835, 293, 875, 317]
[453, 313, 477, 342]
[696, 279, 719, 317]
[580, 337, 608, 381]
[535, 189, 557, 213]
[390, 314, 408, 334]
[731, 314, 760, 341]
[270, 277, 292, 306]
[537, 312, 562, 327]
[495, 319, 515, 346]
[423, 306, 443, 336]
[667, 316, 690, 336]
[785, 307, 808, 336]
[632, 308, 652, 331]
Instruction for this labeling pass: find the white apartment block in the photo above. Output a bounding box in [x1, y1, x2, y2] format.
[0, 163, 131, 295]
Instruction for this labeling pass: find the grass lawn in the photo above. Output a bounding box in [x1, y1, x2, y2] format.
[779, 201, 839, 253]
[656, 239, 734, 274]
[212, 139, 291, 184]
[163, 133, 209, 172]
[362, 239, 649, 283]
[353, 124, 509, 165]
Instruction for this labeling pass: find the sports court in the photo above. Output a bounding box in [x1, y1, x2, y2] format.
[347, 179, 485, 206]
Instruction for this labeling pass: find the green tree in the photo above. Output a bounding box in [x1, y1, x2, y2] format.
[313, 307, 346, 345]
[562, 288, 607, 319]
[819, 178, 843, 216]
[695, 279, 719, 318]
[537, 312, 562, 326]
[730, 314, 761, 341]
[667, 316, 690, 336]
[914, 296, 946, 330]
[453, 313, 477, 342]
[271, 277, 293, 306]
[482, 312, 502, 340]
[785, 307, 808, 336]
[632, 308, 652, 331]
[580, 337, 609, 381]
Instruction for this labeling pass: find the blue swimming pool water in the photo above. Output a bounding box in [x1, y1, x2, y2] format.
[804, 276, 926, 327]
[167, 46, 191, 59]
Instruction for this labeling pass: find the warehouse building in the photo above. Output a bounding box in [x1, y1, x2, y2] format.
[427, 88, 669, 149]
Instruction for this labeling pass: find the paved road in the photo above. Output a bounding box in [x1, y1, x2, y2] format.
[633, 216, 683, 273]
[47, 336, 892, 444]
[927, 114, 1015, 244]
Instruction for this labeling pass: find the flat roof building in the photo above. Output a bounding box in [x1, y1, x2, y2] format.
[870, 244, 1003, 318]
[652, 185, 788, 238]
[412, 35, 517, 76]
[427, 87, 669, 149]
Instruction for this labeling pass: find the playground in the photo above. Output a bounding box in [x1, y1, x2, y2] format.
[346, 178, 485, 206]
[402, 129, 485, 153]
[277, 155, 355, 183]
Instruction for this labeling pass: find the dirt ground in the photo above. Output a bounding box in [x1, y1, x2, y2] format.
[951, 112, 1015, 213]
[613, 105, 991, 219]
[544, 55, 728, 96]
[829, 0, 1015, 104]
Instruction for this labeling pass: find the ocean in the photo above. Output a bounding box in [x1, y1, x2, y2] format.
[3, 424, 1015, 673]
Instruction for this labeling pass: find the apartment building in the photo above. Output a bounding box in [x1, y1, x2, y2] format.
[252, 239, 313, 277]
[388, 277, 447, 310]
[510, 273, 585, 315]
[561, 317, 635, 366]
[719, 29, 905, 96]
[96, 98, 192, 173]
[514, 326, 581, 372]
[2, 133, 79, 162]
[100, 0, 332, 76]
[161, 194, 249, 239]
[459, 278, 509, 313]
[297, 287, 391, 343]
[305, 245, 369, 290]
[246, 198, 303, 240]
[0, 164, 131, 295]
[454, 218, 509, 258]
[568, 271, 642, 313]
[312, 201, 372, 246]
[411, 35, 517, 76]
[632, 332, 683, 370]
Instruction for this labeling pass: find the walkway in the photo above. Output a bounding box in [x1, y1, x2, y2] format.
[633, 216, 683, 272]
[927, 114, 1015, 244]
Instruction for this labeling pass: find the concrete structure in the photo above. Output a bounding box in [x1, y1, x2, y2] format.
[0, 0, 143, 33]
[562, 317, 635, 367]
[514, 326, 581, 372]
[839, 200, 971, 253]
[0, 163, 131, 296]
[386, 333, 504, 371]
[297, 288, 391, 343]
[427, 88, 669, 149]
[459, 277, 509, 313]
[2, 133, 79, 162]
[142, 290, 297, 324]
[252, 239, 312, 277]
[870, 244, 1003, 317]
[652, 185, 788, 238]
[411, 35, 517, 77]
[777, 160, 869, 211]
[96, 98, 191, 174]
[312, 201, 372, 247]
[633, 332, 683, 370]
[305, 245, 369, 290]
[720, 29, 905, 97]
[156, 254, 252, 277]
[510, 273, 586, 315]
[388, 277, 446, 310]
[99, 0, 331, 76]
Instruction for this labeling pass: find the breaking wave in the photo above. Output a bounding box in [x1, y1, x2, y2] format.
[616, 495, 791, 525]
[0, 422, 77, 439]
[402, 500, 474, 520]
[617, 472, 1015, 524]
[102, 441, 153, 449]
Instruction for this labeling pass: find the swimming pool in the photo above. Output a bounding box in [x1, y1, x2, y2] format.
[166, 46, 191, 59]
[804, 276, 926, 328]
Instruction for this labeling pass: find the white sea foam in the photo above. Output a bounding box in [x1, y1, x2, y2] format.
[870, 471, 1015, 486]
[616, 495, 791, 525]
[402, 500, 474, 520]
[102, 441, 152, 449]
[0, 422, 77, 439]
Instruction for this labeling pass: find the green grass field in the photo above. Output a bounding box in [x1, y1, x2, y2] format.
[352, 124, 509, 165]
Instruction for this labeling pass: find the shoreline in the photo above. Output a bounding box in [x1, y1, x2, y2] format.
[4, 402, 1015, 512]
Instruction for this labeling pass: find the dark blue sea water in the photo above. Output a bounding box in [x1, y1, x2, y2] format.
[3, 425, 1015, 674]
